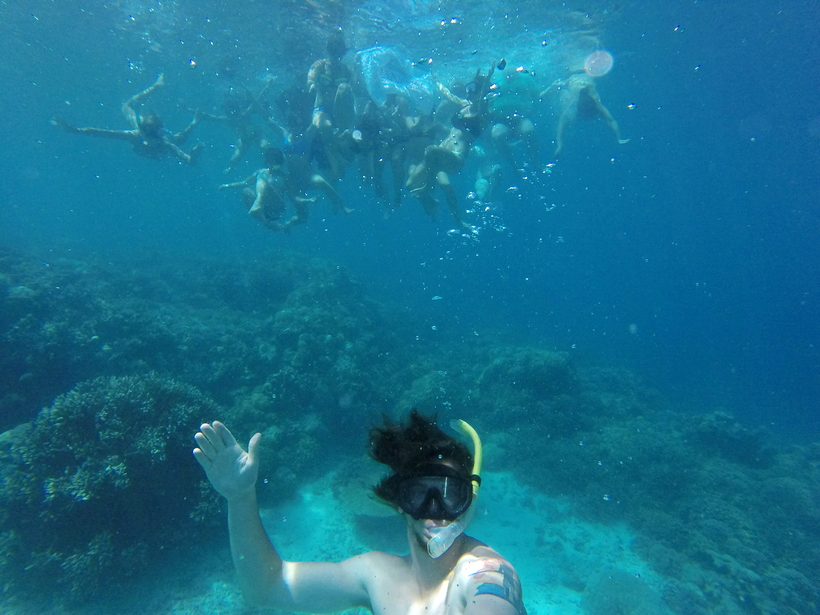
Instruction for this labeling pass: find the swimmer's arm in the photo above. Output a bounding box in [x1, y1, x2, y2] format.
[481, 62, 496, 99]
[52, 116, 79, 132]
[275, 555, 374, 613]
[170, 115, 199, 144]
[57, 121, 139, 142]
[194, 109, 229, 123]
[437, 82, 469, 108]
[462, 557, 526, 615]
[195, 422, 371, 612]
[538, 79, 564, 98]
[164, 140, 196, 165]
[219, 170, 263, 190]
[306, 59, 325, 93]
[231, 496, 370, 611]
[476, 61, 497, 114]
[78, 127, 137, 141]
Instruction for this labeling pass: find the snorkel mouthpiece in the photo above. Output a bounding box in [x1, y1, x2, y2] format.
[427, 419, 482, 558]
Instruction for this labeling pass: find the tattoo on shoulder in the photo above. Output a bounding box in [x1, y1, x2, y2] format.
[470, 561, 526, 615]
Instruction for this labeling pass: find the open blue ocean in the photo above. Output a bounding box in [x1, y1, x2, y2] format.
[1, 1, 818, 614]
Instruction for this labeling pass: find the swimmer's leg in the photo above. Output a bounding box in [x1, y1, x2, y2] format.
[241, 187, 256, 210]
[166, 140, 197, 165]
[491, 122, 516, 169]
[249, 176, 283, 218]
[172, 114, 200, 145]
[436, 171, 470, 231]
[406, 161, 429, 192]
[416, 187, 439, 219]
[283, 198, 310, 232]
[225, 138, 250, 174]
[554, 113, 569, 159]
[597, 104, 628, 144]
[311, 97, 334, 142]
[333, 83, 355, 132]
[122, 73, 165, 128]
[311, 174, 352, 214]
[407, 143, 449, 192]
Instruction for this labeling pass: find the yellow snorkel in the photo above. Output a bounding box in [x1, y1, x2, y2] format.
[427, 419, 483, 558]
[452, 418, 482, 499]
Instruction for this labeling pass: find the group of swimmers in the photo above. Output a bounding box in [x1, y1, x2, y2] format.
[54, 31, 628, 234]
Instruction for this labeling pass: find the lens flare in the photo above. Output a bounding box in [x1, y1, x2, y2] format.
[584, 50, 614, 77]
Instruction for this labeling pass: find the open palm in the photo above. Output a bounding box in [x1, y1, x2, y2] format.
[193, 421, 261, 502]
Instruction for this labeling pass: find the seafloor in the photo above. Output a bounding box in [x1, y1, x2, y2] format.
[0, 246, 818, 615]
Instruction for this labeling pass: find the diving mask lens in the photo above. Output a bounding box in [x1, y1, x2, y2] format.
[397, 473, 473, 521]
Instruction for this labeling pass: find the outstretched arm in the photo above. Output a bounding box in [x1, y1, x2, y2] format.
[194, 422, 286, 606]
[436, 81, 470, 108]
[53, 117, 139, 142]
[539, 79, 565, 99]
[193, 422, 371, 612]
[170, 114, 200, 144]
[219, 170, 261, 190]
[163, 139, 200, 165]
[475, 61, 497, 116]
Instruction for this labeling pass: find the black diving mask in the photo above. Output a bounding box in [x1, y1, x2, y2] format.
[396, 464, 475, 521]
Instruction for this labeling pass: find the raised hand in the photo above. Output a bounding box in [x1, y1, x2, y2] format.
[193, 421, 261, 502]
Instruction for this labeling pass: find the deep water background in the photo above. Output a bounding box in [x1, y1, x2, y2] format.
[1, 2, 819, 465]
[6, 0, 814, 436]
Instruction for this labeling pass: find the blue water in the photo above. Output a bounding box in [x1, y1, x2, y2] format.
[1, 0, 819, 610]
[3, 0, 816, 435]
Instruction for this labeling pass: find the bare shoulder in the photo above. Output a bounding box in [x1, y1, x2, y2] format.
[458, 543, 519, 576]
[452, 543, 526, 615]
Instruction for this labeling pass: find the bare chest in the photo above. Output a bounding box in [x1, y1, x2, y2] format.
[369, 577, 465, 615]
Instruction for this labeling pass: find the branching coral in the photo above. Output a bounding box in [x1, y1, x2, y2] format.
[0, 373, 222, 603]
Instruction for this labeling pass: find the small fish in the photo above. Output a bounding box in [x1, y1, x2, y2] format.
[498, 58, 507, 70]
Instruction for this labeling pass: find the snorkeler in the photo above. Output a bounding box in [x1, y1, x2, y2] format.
[259, 113, 352, 220]
[219, 144, 291, 232]
[52, 74, 203, 165]
[193, 409, 527, 615]
[540, 72, 629, 159]
[307, 30, 355, 138]
[195, 84, 271, 175]
[405, 62, 497, 232]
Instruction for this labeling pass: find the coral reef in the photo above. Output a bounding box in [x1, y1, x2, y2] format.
[1, 246, 818, 614]
[582, 567, 671, 615]
[0, 373, 221, 603]
[0, 247, 403, 433]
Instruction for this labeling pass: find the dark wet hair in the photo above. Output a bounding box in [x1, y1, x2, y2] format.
[139, 112, 163, 136]
[451, 110, 483, 136]
[370, 409, 473, 507]
[465, 68, 490, 103]
[327, 30, 348, 58]
[262, 144, 284, 167]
